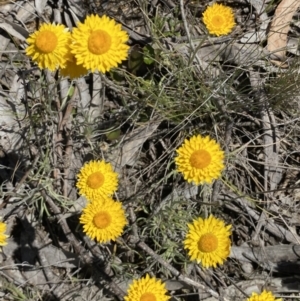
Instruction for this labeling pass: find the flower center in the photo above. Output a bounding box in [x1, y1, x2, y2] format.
[35, 30, 58, 53]
[86, 172, 105, 189]
[189, 150, 212, 169]
[212, 15, 224, 27]
[198, 233, 218, 253]
[88, 30, 112, 55]
[140, 292, 157, 301]
[93, 211, 111, 229]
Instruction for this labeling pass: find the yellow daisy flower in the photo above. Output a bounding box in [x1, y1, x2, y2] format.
[184, 215, 231, 268]
[80, 197, 127, 243]
[71, 14, 130, 72]
[76, 160, 118, 200]
[175, 135, 224, 185]
[245, 290, 282, 301]
[60, 50, 89, 79]
[203, 3, 235, 36]
[0, 220, 8, 247]
[124, 274, 170, 301]
[26, 23, 70, 71]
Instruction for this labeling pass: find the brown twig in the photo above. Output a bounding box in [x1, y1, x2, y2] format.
[137, 241, 222, 299]
[222, 190, 300, 243]
[60, 86, 78, 197]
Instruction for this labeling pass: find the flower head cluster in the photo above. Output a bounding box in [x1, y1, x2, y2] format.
[184, 215, 231, 268]
[60, 50, 89, 79]
[79, 196, 127, 243]
[0, 220, 8, 247]
[25, 23, 70, 71]
[203, 3, 236, 36]
[175, 135, 233, 267]
[71, 14, 129, 73]
[245, 290, 282, 301]
[175, 135, 224, 185]
[124, 274, 170, 301]
[76, 160, 126, 243]
[76, 160, 118, 200]
[25, 15, 129, 76]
